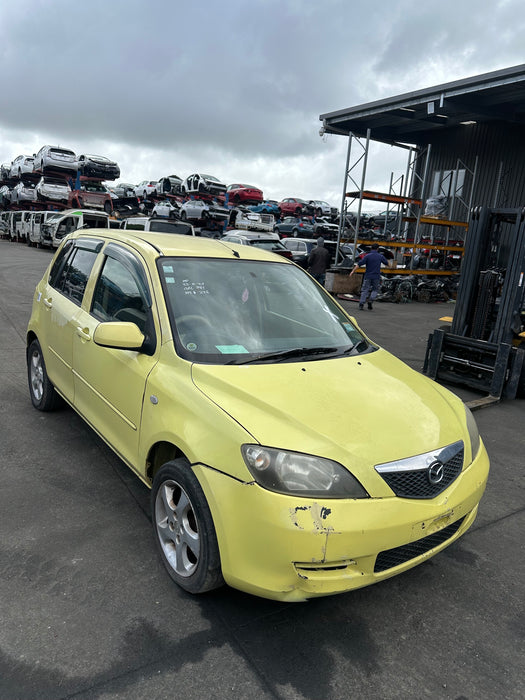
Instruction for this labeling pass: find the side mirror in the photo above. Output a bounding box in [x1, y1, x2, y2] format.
[93, 321, 145, 351]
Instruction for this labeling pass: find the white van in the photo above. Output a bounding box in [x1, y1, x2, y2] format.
[0, 211, 11, 238]
[41, 209, 110, 248]
[120, 216, 194, 236]
[30, 211, 61, 246]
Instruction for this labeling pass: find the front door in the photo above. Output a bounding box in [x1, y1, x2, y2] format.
[72, 246, 159, 470]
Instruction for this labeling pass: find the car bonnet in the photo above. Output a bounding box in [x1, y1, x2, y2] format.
[190, 348, 467, 479]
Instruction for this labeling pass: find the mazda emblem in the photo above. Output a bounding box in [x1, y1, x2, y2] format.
[427, 460, 445, 485]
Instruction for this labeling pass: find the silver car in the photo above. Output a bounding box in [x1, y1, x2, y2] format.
[11, 181, 37, 204]
[33, 145, 78, 174]
[36, 176, 71, 203]
[9, 155, 35, 178]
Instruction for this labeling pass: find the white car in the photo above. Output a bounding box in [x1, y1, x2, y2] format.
[9, 155, 35, 178]
[182, 173, 227, 197]
[33, 145, 78, 175]
[234, 210, 275, 233]
[308, 200, 333, 217]
[11, 181, 37, 204]
[151, 200, 180, 218]
[36, 176, 71, 203]
[134, 181, 158, 198]
[179, 199, 229, 223]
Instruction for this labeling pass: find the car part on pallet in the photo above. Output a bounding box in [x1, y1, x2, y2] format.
[424, 207, 525, 406]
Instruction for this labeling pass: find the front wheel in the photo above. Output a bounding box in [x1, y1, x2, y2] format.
[104, 200, 112, 214]
[292, 228, 299, 237]
[27, 339, 61, 411]
[151, 459, 224, 594]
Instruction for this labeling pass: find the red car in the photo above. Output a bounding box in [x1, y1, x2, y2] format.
[278, 197, 309, 216]
[224, 183, 263, 205]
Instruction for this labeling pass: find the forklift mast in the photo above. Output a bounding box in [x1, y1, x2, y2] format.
[424, 207, 525, 405]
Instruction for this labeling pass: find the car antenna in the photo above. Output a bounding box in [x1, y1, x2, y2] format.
[217, 240, 241, 258]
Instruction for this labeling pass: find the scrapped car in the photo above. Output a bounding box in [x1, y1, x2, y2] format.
[179, 199, 229, 223]
[248, 200, 281, 216]
[182, 173, 227, 197]
[110, 183, 136, 198]
[273, 216, 315, 237]
[78, 154, 120, 180]
[36, 176, 71, 203]
[224, 183, 263, 205]
[313, 217, 339, 238]
[120, 216, 194, 235]
[278, 197, 310, 216]
[151, 200, 180, 218]
[10, 181, 37, 204]
[134, 181, 159, 198]
[33, 145, 79, 175]
[0, 187, 11, 208]
[0, 163, 11, 181]
[29, 211, 59, 246]
[309, 200, 332, 217]
[41, 209, 110, 247]
[9, 155, 35, 178]
[221, 231, 292, 258]
[281, 238, 355, 269]
[157, 175, 184, 195]
[69, 180, 113, 213]
[231, 210, 275, 233]
[26, 230, 489, 602]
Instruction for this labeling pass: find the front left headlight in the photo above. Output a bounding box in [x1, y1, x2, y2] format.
[241, 445, 369, 499]
[465, 405, 481, 461]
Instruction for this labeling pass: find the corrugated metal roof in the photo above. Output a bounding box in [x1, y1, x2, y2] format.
[320, 64, 525, 146]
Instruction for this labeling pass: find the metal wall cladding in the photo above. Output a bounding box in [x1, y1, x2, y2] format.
[421, 122, 525, 214]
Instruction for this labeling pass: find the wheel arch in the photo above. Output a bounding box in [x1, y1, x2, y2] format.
[146, 440, 190, 483]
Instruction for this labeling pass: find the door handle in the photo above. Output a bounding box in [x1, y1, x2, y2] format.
[76, 327, 91, 341]
[43, 297, 52, 308]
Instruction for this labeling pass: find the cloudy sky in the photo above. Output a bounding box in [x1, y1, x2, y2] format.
[1, 0, 524, 211]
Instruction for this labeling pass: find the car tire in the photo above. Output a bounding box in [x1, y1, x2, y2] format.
[104, 201, 112, 214]
[27, 339, 61, 411]
[292, 228, 299, 237]
[151, 459, 224, 594]
[316, 208, 322, 217]
[180, 211, 187, 221]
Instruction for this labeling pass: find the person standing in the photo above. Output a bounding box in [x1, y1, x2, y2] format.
[349, 243, 390, 310]
[307, 237, 332, 285]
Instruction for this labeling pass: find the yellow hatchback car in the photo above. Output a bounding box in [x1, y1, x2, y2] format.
[27, 229, 490, 601]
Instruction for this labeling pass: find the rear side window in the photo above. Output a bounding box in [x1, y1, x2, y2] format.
[49, 241, 100, 305]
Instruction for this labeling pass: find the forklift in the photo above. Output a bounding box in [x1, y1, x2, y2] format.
[424, 207, 525, 408]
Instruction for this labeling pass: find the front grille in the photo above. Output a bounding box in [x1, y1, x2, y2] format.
[375, 441, 464, 499]
[374, 516, 465, 573]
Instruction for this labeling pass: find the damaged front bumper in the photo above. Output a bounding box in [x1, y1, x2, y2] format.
[193, 442, 489, 602]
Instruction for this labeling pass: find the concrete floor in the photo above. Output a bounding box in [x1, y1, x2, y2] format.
[1, 239, 524, 700]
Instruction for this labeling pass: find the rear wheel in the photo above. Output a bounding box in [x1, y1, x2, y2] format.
[151, 459, 224, 594]
[27, 339, 61, 411]
[292, 228, 299, 237]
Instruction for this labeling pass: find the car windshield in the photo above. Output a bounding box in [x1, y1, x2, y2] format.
[202, 175, 219, 182]
[158, 258, 373, 364]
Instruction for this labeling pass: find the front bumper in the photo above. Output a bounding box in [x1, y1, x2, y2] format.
[194, 442, 489, 602]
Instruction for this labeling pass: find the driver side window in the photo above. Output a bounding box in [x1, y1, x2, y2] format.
[91, 256, 148, 332]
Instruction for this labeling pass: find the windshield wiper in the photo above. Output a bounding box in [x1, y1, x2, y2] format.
[227, 346, 340, 365]
[341, 339, 369, 354]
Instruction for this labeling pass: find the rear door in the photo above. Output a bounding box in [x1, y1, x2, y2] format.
[39, 239, 101, 402]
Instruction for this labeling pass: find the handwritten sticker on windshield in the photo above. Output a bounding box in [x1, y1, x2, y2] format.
[182, 279, 210, 295]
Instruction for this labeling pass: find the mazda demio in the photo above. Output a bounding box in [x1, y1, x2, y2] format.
[26, 229, 490, 601]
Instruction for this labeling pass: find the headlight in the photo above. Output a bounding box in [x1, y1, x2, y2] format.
[241, 445, 369, 499]
[465, 406, 481, 461]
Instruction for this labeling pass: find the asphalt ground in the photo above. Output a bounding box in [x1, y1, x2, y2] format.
[1, 238, 524, 700]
